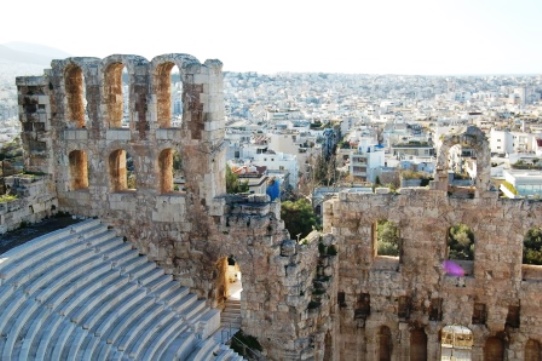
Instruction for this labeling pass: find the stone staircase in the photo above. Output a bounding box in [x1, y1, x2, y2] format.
[0, 218, 245, 360]
[221, 299, 242, 331]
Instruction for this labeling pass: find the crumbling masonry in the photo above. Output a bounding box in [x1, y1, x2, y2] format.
[9, 54, 542, 360]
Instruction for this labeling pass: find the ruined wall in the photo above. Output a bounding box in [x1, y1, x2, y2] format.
[17, 54, 542, 360]
[324, 187, 542, 360]
[0, 175, 57, 234]
[15, 54, 328, 361]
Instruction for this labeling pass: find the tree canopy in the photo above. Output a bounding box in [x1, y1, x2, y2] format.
[280, 198, 317, 239]
[376, 220, 400, 256]
[448, 223, 475, 260]
[226, 164, 249, 194]
[524, 227, 542, 265]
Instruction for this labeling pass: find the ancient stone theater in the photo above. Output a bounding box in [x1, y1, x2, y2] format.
[1, 53, 541, 360]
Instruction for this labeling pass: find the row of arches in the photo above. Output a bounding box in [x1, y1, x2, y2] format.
[374, 220, 542, 266]
[68, 149, 184, 193]
[61, 55, 200, 129]
[374, 325, 542, 361]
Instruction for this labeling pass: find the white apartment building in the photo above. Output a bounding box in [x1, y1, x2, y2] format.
[350, 138, 385, 183]
[489, 129, 514, 155]
[503, 169, 542, 197]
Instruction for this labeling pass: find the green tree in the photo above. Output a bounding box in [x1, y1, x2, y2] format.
[226, 165, 249, 194]
[523, 227, 542, 265]
[448, 224, 475, 260]
[281, 198, 317, 239]
[376, 220, 400, 256]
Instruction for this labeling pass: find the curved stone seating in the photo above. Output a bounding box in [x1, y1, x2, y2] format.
[0, 219, 243, 360]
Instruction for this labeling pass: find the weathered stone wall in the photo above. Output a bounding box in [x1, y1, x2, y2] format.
[15, 54, 329, 360]
[324, 187, 542, 360]
[16, 55, 542, 360]
[0, 175, 57, 234]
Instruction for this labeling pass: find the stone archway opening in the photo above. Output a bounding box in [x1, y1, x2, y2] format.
[410, 328, 427, 361]
[484, 335, 505, 361]
[105, 63, 130, 128]
[440, 325, 473, 360]
[156, 63, 183, 128]
[68, 150, 88, 190]
[434, 127, 490, 198]
[378, 326, 393, 361]
[64, 64, 87, 128]
[216, 256, 243, 303]
[525, 339, 541, 361]
[158, 148, 185, 194]
[109, 149, 136, 192]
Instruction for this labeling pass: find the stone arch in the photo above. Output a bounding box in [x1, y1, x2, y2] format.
[154, 62, 183, 128]
[215, 255, 242, 304]
[101, 55, 150, 129]
[68, 150, 88, 190]
[433, 126, 490, 196]
[104, 62, 127, 128]
[64, 64, 86, 128]
[109, 149, 136, 192]
[484, 336, 504, 361]
[158, 148, 184, 193]
[525, 339, 542, 361]
[151, 54, 201, 128]
[378, 325, 393, 361]
[410, 328, 427, 361]
[440, 325, 473, 360]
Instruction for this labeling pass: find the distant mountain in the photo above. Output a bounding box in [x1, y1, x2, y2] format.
[0, 42, 71, 66]
[4, 42, 71, 59]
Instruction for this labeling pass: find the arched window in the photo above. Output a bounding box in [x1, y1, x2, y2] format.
[105, 63, 129, 128]
[378, 326, 392, 361]
[68, 150, 88, 190]
[65, 65, 86, 128]
[109, 149, 136, 191]
[410, 328, 427, 361]
[525, 339, 541, 361]
[484, 336, 504, 361]
[156, 63, 182, 128]
[448, 223, 475, 260]
[158, 148, 184, 193]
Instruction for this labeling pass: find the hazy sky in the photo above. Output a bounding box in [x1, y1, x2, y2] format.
[1, 0, 541, 75]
